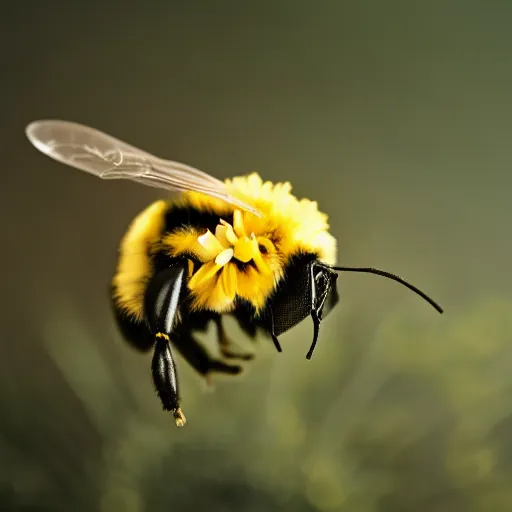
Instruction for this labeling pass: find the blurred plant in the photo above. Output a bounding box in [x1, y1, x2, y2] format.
[3, 294, 512, 511]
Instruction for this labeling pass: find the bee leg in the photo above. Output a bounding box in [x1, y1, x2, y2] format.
[214, 316, 254, 361]
[172, 330, 244, 382]
[144, 264, 188, 427]
[151, 333, 186, 427]
[268, 308, 283, 353]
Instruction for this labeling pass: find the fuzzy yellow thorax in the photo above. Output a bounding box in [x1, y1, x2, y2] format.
[179, 173, 337, 266]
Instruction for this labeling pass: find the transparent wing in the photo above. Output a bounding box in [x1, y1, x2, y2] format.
[25, 119, 260, 216]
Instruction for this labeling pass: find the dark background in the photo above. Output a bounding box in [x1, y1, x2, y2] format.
[2, 2, 512, 511]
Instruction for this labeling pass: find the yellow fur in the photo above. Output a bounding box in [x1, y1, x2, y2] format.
[113, 173, 337, 318]
[178, 173, 337, 265]
[112, 200, 167, 320]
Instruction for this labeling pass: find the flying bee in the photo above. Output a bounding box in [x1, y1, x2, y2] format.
[25, 119, 443, 428]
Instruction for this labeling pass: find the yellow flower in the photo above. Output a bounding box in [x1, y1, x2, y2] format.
[187, 210, 271, 298]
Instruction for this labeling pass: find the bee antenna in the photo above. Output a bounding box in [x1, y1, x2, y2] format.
[328, 265, 444, 314]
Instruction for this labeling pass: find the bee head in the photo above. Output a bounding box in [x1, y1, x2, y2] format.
[267, 255, 443, 360]
[265, 256, 338, 357]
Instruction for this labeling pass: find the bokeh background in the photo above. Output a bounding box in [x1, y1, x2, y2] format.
[2, 1, 512, 511]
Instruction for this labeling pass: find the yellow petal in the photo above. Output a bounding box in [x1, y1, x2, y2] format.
[215, 223, 238, 247]
[188, 261, 221, 290]
[233, 237, 255, 263]
[197, 230, 224, 259]
[233, 209, 247, 238]
[215, 248, 234, 266]
[225, 224, 239, 245]
[207, 278, 235, 311]
[251, 239, 273, 276]
[220, 262, 237, 300]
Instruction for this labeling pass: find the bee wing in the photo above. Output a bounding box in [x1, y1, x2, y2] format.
[25, 120, 260, 215]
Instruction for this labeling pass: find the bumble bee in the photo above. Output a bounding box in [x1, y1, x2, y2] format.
[25, 120, 443, 428]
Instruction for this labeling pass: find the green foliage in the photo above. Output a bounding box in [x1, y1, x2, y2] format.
[4, 296, 512, 511]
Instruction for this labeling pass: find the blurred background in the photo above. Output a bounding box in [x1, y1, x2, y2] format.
[2, 1, 512, 511]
